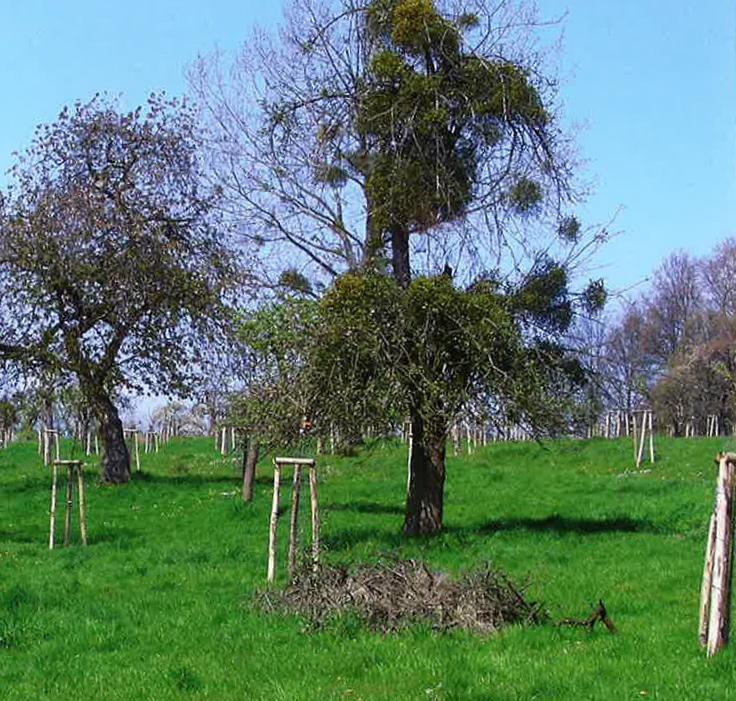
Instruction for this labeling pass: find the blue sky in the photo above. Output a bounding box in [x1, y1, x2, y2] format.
[1, 0, 734, 298]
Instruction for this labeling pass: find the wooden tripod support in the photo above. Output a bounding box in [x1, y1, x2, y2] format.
[267, 458, 320, 584]
[49, 460, 88, 549]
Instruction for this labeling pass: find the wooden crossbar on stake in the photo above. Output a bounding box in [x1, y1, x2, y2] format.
[49, 460, 88, 549]
[267, 457, 320, 584]
[699, 452, 736, 656]
[41, 428, 61, 466]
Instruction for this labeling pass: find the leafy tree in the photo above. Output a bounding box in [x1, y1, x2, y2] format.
[310, 272, 587, 534]
[227, 299, 319, 501]
[192, 0, 603, 534]
[0, 95, 239, 483]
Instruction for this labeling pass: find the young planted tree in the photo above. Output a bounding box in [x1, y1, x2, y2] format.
[0, 96, 239, 483]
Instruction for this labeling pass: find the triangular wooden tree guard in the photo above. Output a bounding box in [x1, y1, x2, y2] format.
[631, 410, 655, 468]
[49, 460, 88, 549]
[267, 458, 320, 584]
[699, 452, 736, 656]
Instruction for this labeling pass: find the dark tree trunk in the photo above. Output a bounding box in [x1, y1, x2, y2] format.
[241, 440, 259, 503]
[391, 225, 411, 289]
[42, 394, 54, 430]
[92, 393, 130, 484]
[403, 411, 446, 536]
[390, 223, 446, 535]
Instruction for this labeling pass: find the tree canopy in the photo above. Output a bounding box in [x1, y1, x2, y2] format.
[0, 95, 241, 482]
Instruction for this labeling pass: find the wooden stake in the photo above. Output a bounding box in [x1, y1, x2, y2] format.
[632, 413, 639, 463]
[699, 513, 717, 646]
[77, 464, 88, 546]
[706, 454, 736, 656]
[287, 465, 303, 580]
[49, 461, 59, 549]
[406, 419, 413, 493]
[134, 431, 141, 472]
[309, 462, 320, 573]
[63, 464, 74, 546]
[648, 410, 655, 464]
[636, 413, 647, 468]
[267, 461, 281, 584]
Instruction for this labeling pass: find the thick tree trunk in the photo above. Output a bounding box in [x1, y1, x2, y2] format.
[93, 393, 130, 484]
[403, 411, 446, 536]
[242, 440, 259, 503]
[391, 223, 446, 535]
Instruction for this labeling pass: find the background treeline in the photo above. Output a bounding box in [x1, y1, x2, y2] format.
[579, 239, 736, 436]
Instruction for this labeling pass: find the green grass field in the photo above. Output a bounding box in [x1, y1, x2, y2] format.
[1, 434, 735, 700]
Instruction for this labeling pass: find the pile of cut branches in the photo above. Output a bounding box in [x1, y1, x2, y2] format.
[259, 559, 546, 634]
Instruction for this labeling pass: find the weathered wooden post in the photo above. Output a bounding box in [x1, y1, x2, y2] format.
[267, 460, 282, 584]
[287, 465, 303, 579]
[49, 460, 59, 549]
[308, 460, 320, 572]
[267, 458, 319, 584]
[124, 428, 141, 472]
[220, 426, 227, 456]
[699, 452, 736, 656]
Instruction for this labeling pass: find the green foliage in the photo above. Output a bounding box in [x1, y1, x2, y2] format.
[512, 259, 572, 332]
[0, 399, 17, 429]
[582, 278, 607, 314]
[278, 269, 314, 297]
[230, 299, 319, 449]
[310, 272, 581, 441]
[508, 176, 543, 214]
[558, 215, 582, 242]
[357, 0, 551, 236]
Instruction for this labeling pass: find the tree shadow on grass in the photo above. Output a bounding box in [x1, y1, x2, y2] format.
[325, 500, 404, 516]
[319, 514, 665, 554]
[0, 528, 45, 545]
[474, 514, 660, 536]
[320, 526, 406, 552]
[131, 472, 240, 487]
[0, 526, 142, 547]
[2, 478, 50, 495]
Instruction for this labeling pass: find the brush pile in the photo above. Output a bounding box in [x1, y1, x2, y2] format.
[259, 559, 546, 634]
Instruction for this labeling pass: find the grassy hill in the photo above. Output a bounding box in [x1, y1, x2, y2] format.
[1, 434, 734, 700]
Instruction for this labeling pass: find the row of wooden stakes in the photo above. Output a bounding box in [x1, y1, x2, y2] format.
[38, 426, 172, 469]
